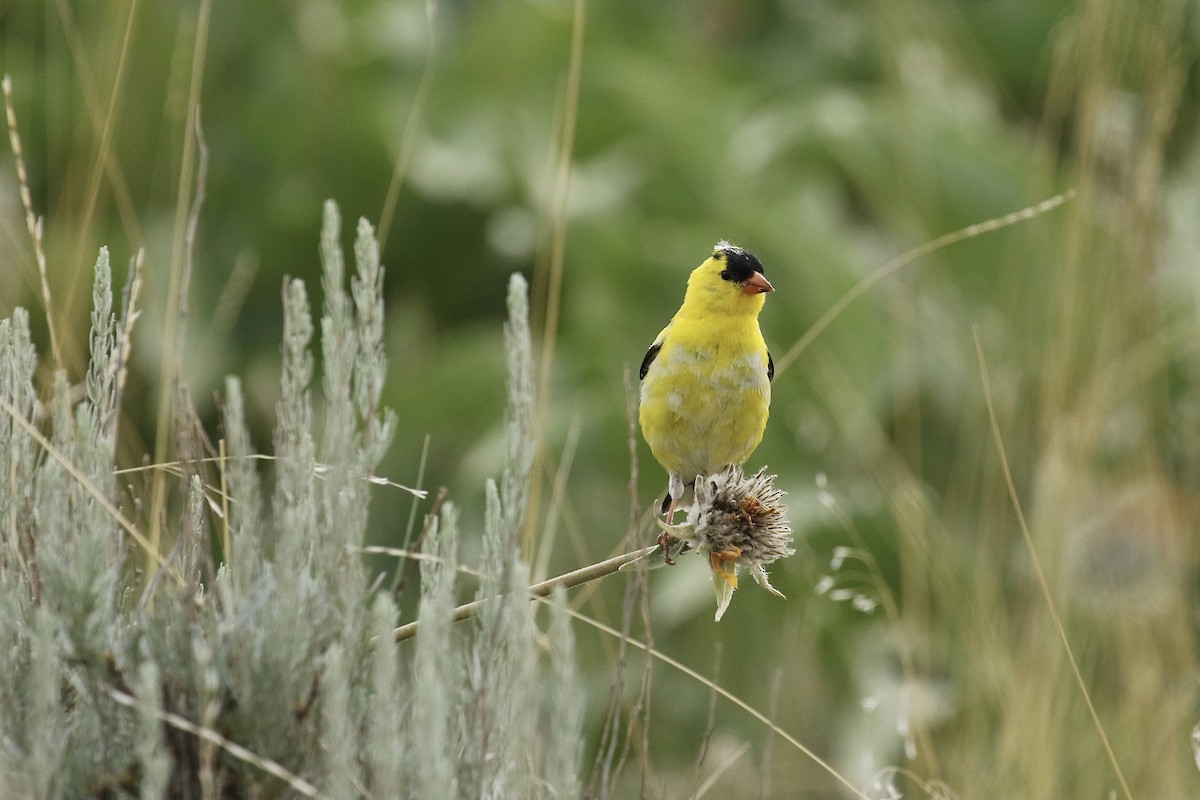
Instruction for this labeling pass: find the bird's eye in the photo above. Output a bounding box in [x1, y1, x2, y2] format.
[720, 269, 732, 281]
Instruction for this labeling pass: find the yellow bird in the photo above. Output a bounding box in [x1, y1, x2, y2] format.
[639, 240, 774, 529]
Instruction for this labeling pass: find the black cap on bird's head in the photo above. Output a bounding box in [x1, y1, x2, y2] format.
[714, 240, 773, 295]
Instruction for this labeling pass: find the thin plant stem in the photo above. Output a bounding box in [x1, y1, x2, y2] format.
[218, 438, 230, 559]
[392, 543, 656, 643]
[559, 605, 872, 800]
[378, 0, 438, 250]
[3, 76, 63, 370]
[148, 0, 213, 555]
[391, 433, 432, 594]
[690, 741, 749, 800]
[973, 326, 1134, 800]
[53, 0, 145, 248]
[773, 190, 1075, 379]
[524, 0, 587, 557]
[108, 686, 326, 799]
[0, 395, 182, 585]
[114, 453, 426, 499]
[67, 0, 143, 293]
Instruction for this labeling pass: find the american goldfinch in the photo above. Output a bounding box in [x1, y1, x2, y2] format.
[639, 241, 774, 534]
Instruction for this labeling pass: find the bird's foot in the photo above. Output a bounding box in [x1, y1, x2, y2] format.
[651, 515, 691, 567]
[657, 529, 677, 565]
[659, 494, 683, 563]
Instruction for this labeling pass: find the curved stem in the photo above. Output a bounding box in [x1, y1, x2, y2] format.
[393, 544, 657, 644]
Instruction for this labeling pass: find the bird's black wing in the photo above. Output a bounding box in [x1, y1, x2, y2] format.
[767, 351, 775, 382]
[639, 342, 662, 381]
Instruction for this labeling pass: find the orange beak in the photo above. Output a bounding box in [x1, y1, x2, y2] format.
[742, 272, 774, 295]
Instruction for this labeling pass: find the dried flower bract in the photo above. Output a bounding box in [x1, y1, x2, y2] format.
[658, 465, 795, 620]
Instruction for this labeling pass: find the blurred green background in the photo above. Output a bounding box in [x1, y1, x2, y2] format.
[3, 0, 1200, 796]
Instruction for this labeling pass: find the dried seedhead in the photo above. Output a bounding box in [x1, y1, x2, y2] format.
[660, 465, 795, 620]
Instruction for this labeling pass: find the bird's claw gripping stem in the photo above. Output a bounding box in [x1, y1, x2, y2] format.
[657, 529, 677, 565]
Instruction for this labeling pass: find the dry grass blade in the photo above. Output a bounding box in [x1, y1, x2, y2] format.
[210, 251, 258, 339]
[560, 605, 872, 800]
[114, 453, 427, 499]
[391, 543, 657, 643]
[525, 0, 587, 556]
[3, 75, 63, 370]
[758, 667, 784, 800]
[218, 438, 231, 558]
[534, 418, 581, 581]
[148, 0, 214, 553]
[692, 643, 723, 791]
[107, 686, 327, 799]
[67, 0, 143, 293]
[690, 741, 750, 800]
[52, 0, 144, 248]
[0, 394, 181, 585]
[536, 0, 586, 390]
[774, 191, 1075, 379]
[378, 0, 439, 249]
[587, 556, 647, 798]
[973, 326, 1134, 800]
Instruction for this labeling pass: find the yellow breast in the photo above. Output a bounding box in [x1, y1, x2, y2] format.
[639, 313, 771, 481]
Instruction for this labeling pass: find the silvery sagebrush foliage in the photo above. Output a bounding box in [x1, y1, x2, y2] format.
[0, 204, 581, 797]
[466, 273, 543, 798]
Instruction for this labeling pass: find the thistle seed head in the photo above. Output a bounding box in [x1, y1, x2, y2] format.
[662, 465, 795, 620]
